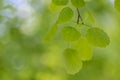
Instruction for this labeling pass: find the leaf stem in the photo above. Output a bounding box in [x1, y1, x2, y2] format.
[76, 8, 84, 24]
[76, 8, 91, 27]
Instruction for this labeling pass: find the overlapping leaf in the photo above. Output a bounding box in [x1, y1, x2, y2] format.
[61, 26, 81, 42]
[86, 28, 110, 47]
[63, 48, 83, 74]
[72, 38, 93, 61]
[44, 24, 58, 41]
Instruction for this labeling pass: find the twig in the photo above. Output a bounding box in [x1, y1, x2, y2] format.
[76, 8, 84, 24]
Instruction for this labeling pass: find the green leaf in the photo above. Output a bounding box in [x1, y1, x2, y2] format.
[63, 48, 83, 74]
[87, 11, 95, 23]
[79, 25, 89, 37]
[61, 26, 81, 42]
[71, 0, 85, 8]
[57, 7, 74, 24]
[114, 0, 120, 13]
[86, 28, 110, 47]
[49, 2, 63, 12]
[52, 0, 68, 6]
[72, 38, 93, 61]
[43, 24, 58, 41]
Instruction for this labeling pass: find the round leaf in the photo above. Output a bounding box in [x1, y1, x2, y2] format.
[49, 2, 63, 12]
[72, 38, 93, 61]
[61, 26, 81, 42]
[57, 7, 74, 24]
[71, 0, 85, 8]
[63, 48, 83, 74]
[86, 28, 110, 47]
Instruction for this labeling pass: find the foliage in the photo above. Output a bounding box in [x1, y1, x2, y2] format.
[45, 0, 111, 74]
[0, 0, 120, 80]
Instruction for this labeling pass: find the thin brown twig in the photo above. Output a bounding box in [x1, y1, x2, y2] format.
[76, 8, 92, 27]
[76, 8, 84, 24]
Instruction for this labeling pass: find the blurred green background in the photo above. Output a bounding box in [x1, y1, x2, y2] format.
[0, 0, 120, 80]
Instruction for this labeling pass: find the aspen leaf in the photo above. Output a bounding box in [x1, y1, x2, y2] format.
[86, 28, 110, 47]
[63, 48, 83, 74]
[61, 26, 81, 42]
[57, 7, 73, 24]
[71, 0, 85, 8]
[72, 38, 93, 61]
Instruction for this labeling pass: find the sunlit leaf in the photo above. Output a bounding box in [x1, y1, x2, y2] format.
[72, 38, 93, 61]
[61, 26, 81, 42]
[86, 28, 110, 47]
[82, 11, 95, 24]
[49, 2, 63, 12]
[52, 0, 68, 6]
[57, 7, 74, 24]
[88, 11, 95, 23]
[63, 48, 83, 74]
[79, 25, 89, 37]
[114, 0, 120, 13]
[43, 24, 58, 41]
[71, 0, 85, 8]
